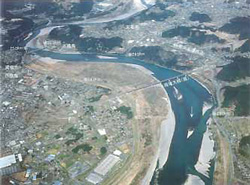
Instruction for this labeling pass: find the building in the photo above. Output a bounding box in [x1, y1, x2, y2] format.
[0, 155, 16, 169]
[97, 129, 106, 136]
[94, 154, 120, 176]
[0, 154, 22, 176]
[44, 40, 61, 49]
[86, 173, 103, 184]
[113, 150, 122, 156]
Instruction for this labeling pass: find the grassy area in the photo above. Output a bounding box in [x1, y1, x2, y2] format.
[54, 134, 61, 139]
[66, 127, 78, 135]
[100, 147, 107, 155]
[72, 144, 93, 153]
[85, 105, 94, 115]
[88, 95, 103, 102]
[239, 135, 250, 158]
[65, 127, 84, 145]
[116, 106, 133, 119]
[58, 154, 70, 160]
[65, 133, 83, 145]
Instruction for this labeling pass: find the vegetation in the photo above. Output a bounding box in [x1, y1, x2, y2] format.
[70, 1, 94, 16]
[116, 106, 133, 119]
[219, 17, 250, 40]
[237, 39, 250, 53]
[222, 85, 250, 116]
[66, 127, 78, 135]
[76, 37, 123, 53]
[58, 154, 70, 160]
[129, 46, 178, 67]
[65, 139, 76, 146]
[54, 134, 61, 139]
[49, 25, 82, 43]
[87, 105, 94, 112]
[239, 135, 250, 158]
[72, 144, 93, 153]
[143, 133, 152, 147]
[162, 26, 225, 45]
[88, 95, 103, 102]
[189, 12, 212, 23]
[217, 56, 250, 82]
[100, 147, 107, 155]
[65, 127, 83, 145]
[104, 3, 175, 30]
[139, 9, 175, 22]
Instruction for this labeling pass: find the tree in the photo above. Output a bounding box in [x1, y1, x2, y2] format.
[100, 147, 107, 155]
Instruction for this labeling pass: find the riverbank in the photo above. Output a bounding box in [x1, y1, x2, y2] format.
[194, 119, 215, 178]
[158, 98, 176, 169]
[185, 174, 205, 185]
[141, 95, 176, 185]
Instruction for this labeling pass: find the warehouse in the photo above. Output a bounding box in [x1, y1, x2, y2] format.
[94, 154, 120, 176]
[0, 155, 17, 169]
[86, 173, 103, 184]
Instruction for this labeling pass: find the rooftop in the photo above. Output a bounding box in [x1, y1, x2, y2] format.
[94, 154, 120, 176]
[0, 155, 16, 169]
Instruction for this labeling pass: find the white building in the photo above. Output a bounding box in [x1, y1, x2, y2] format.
[97, 129, 106, 136]
[86, 173, 103, 184]
[0, 155, 16, 169]
[94, 154, 120, 176]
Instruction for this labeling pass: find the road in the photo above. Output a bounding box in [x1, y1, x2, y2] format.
[211, 69, 234, 185]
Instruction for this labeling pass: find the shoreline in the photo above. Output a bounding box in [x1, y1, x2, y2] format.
[125, 63, 154, 75]
[194, 119, 215, 178]
[141, 94, 176, 185]
[191, 73, 214, 97]
[158, 97, 176, 169]
[185, 174, 205, 185]
[127, 64, 176, 170]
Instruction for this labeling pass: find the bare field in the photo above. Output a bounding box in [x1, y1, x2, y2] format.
[212, 125, 231, 185]
[28, 60, 157, 94]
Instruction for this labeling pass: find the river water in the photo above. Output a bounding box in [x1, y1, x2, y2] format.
[27, 49, 215, 185]
[19, 1, 216, 184]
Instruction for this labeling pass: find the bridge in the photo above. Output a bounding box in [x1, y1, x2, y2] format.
[162, 74, 189, 87]
[123, 74, 190, 97]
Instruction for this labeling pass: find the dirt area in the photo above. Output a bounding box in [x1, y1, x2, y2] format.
[28, 60, 157, 94]
[191, 69, 217, 95]
[218, 117, 250, 184]
[212, 124, 231, 185]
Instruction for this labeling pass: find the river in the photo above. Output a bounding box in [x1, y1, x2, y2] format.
[26, 49, 215, 185]
[22, 0, 215, 184]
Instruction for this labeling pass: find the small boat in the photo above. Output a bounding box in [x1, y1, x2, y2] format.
[173, 86, 183, 101]
[190, 107, 194, 118]
[187, 129, 194, 138]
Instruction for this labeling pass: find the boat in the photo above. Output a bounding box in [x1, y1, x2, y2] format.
[190, 106, 194, 118]
[173, 86, 183, 101]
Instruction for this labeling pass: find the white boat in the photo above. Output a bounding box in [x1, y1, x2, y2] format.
[173, 87, 183, 101]
[190, 107, 194, 118]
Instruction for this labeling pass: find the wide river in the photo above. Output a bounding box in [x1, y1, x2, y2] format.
[27, 49, 215, 185]
[22, 1, 215, 183]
